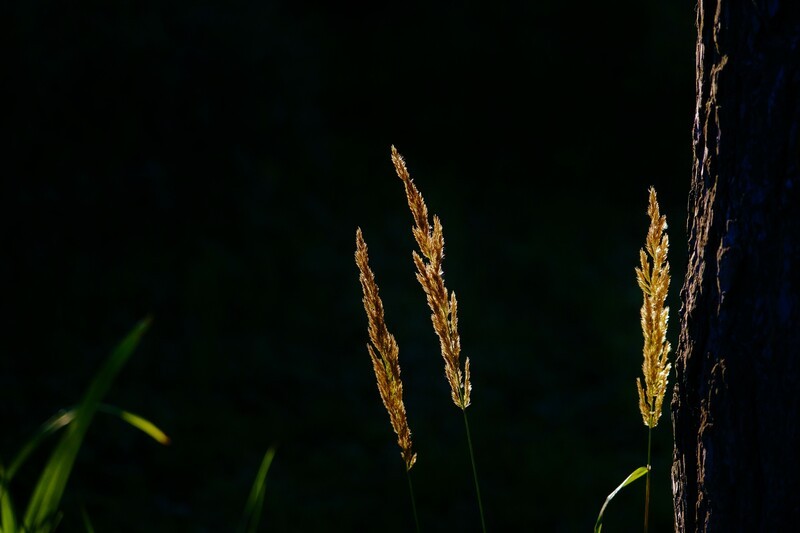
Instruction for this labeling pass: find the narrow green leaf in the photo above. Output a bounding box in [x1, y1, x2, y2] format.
[594, 466, 649, 533]
[5, 403, 166, 490]
[1, 487, 16, 533]
[97, 405, 171, 446]
[239, 447, 277, 533]
[5, 410, 75, 483]
[1, 462, 17, 533]
[0, 401, 165, 533]
[22, 317, 151, 533]
[80, 505, 95, 533]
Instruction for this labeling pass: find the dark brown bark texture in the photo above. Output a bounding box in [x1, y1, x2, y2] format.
[672, 2, 800, 531]
[672, 0, 800, 533]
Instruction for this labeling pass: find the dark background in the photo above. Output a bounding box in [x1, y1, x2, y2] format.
[4, 2, 694, 531]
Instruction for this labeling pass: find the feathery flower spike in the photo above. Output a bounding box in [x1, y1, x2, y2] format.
[356, 228, 417, 470]
[391, 145, 471, 410]
[635, 187, 671, 428]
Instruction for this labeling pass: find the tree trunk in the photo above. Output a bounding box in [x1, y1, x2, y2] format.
[672, 2, 800, 531]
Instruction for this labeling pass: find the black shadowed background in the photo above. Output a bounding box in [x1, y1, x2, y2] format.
[4, 2, 693, 531]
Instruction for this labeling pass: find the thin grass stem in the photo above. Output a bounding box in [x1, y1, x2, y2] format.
[644, 425, 652, 533]
[462, 409, 486, 532]
[405, 465, 421, 533]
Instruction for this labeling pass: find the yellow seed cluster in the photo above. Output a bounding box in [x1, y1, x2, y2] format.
[391, 146, 471, 410]
[355, 228, 417, 470]
[635, 187, 672, 428]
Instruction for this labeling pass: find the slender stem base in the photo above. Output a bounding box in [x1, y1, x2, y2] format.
[462, 409, 487, 533]
[405, 466, 421, 533]
[644, 425, 652, 533]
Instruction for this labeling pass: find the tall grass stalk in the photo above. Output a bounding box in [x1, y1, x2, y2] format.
[644, 426, 652, 533]
[355, 228, 420, 530]
[391, 146, 485, 532]
[462, 410, 485, 532]
[635, 187, 670, 533]
[595, 187, 670, 533]
[405, 465, 420, 533]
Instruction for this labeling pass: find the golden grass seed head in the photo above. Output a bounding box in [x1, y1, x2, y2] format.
[391, 146, 471, 410]
[636, 187, 671, 428]
[356, 228, 417, 470]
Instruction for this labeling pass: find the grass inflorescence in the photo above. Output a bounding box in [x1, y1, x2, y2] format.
[355, 228, 417, 472]
[391, 146, 471, 411]
[636, 187, 672, 431]
[356, 146, 486, 532]
[635, 187, 671, 533]
[594, 186, 671, 533]
[355, 226, 420, 531]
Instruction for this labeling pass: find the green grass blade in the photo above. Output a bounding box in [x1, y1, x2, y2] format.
[4, 403, 166, 488]
[5, 410, 76, 483]
[22, 317, 151, 533]
[1, 401, 165, 532]
[594, 465, 649, 533]
[2, 412, 71, 533]
[1, 463, 17, 533]
[239, 447, 276, 533]
[80, 505, 95, 533]
[96, 404, 171, 446]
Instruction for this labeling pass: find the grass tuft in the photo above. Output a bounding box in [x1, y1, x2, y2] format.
[0, 318, 170, 533]
[21, 318, 153, 532]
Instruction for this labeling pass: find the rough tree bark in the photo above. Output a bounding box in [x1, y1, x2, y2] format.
[672, 2, 800, 531]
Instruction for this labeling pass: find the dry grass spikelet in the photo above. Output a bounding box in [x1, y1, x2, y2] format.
[390, 145, 471, 410]
[355, 228, 417, 470]
[635, 187, 672, 428]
